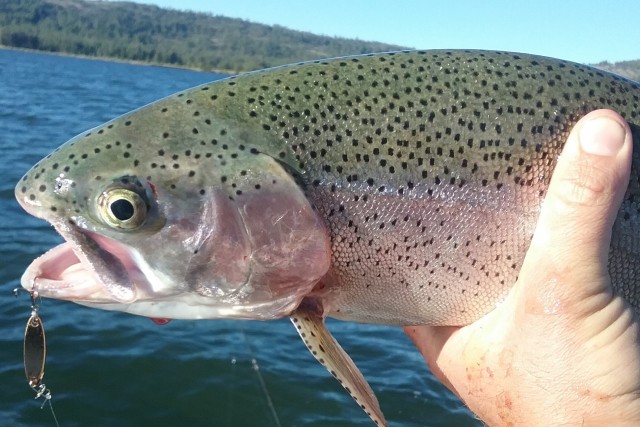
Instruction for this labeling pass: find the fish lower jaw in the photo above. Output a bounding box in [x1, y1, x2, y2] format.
[21, 242, 111, 301]
[77, 293, 304, 321]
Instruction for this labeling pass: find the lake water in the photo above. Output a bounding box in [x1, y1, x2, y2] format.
[0, 49, 480, 427]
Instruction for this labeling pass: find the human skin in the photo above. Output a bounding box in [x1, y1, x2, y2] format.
[405, 109, 640, 426]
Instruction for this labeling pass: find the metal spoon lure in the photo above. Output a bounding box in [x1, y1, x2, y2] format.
[24, 303, 47, 390]
[14, 286, 60, 426]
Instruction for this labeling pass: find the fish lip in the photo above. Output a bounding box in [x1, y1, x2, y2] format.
[21, 219, 138, 303]
[21, 241, 100, 299]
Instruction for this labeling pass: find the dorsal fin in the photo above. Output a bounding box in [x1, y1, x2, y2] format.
[290, 300, 388, 426]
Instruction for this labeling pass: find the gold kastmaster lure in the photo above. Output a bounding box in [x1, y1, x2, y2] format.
[14, 286, 60, 426]
[24, 301, 46, 391]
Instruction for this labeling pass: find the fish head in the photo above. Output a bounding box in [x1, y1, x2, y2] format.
[15, 85, 331, 320]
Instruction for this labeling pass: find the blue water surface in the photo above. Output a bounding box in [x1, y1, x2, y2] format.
[0, 49, 480, 427]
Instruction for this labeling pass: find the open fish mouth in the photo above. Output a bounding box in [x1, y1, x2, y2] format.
[22, 242, 99, 298]
[21, 222, 144, 304]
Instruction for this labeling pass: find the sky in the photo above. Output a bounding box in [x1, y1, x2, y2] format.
[114, 0, 640, 64]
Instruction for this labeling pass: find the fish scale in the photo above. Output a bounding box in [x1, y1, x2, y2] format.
[15, 50, 640, 425]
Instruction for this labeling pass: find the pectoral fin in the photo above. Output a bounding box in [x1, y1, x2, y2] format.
[290, 300, 388, 427]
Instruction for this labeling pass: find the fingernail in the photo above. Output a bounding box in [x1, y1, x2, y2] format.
[579, 116, 626, 156]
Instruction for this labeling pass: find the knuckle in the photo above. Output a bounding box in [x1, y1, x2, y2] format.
[551, 159, 614, 213]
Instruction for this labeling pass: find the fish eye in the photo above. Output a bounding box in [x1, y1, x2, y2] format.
[110, 198, 135, 221]
[98, 188, 147, 230]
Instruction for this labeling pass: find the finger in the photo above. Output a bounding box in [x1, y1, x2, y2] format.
[521, 109, 632, 311]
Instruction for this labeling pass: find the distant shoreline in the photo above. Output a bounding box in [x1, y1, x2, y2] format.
[0, 0, 406, 75]
[0, 45, 233, 75]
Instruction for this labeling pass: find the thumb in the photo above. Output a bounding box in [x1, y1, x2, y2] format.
[520, 109, 632, 313]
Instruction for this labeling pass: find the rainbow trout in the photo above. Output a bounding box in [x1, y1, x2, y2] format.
[15, 50, 640, 426]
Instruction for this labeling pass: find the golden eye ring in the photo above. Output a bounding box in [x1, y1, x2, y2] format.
[98, 188, 147, 229]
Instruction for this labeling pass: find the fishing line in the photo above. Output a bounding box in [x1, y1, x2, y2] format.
[32, 383, 60, 427]
[239, 327, 282, 427]
[225, 354, 237, 425]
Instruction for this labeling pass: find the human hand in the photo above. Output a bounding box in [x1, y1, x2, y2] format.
[405, 109, 640, 426]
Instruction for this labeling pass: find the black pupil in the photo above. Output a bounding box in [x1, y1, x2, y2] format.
[110, 199, 135, 221]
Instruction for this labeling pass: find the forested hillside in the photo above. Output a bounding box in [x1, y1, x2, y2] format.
[593, 59, 640, 83]
[0, 0, 407, 73]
